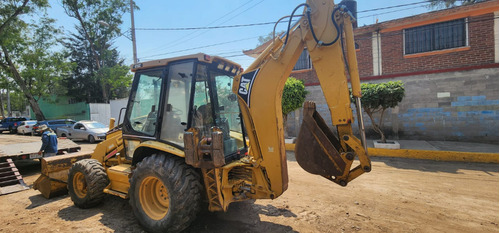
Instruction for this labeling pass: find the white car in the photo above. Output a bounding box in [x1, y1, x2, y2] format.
[57, 120, 109, 143]
[17, 120, 38, 135]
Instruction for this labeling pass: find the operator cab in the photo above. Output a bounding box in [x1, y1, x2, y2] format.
[123, 53, 246, 164]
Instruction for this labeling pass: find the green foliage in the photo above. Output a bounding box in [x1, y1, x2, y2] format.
[257, 30, 285, 46]
[98, 64, 133, 99]
[282, 77, 308, 117]
[357, 81, 405, 143]
[0, 1, 65, 120]
[359, 81, 405, 110]
[61, 0, 133, 103]
[19, 16, 72, 100]
[427, 0, 484, 9]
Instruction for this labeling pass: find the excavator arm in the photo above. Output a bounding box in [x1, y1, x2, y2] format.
[233, 0, 371, 196]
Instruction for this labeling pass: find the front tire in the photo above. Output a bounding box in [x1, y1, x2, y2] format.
[88, 135, 96, 143]
[129, 154, 202, 233]
[68, 159, 109, 208]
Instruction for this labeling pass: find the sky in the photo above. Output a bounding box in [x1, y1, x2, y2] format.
[45, 0, 432, 69]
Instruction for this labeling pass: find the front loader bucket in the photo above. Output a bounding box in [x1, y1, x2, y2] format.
[295, 102, 348, 181]
[33, 152, 91, 198]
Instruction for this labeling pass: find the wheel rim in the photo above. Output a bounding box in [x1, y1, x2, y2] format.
[73, 172, 87, 198]
[139, 176, 170, 220]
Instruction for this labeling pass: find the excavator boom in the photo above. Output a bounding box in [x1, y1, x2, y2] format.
[233, 0, 370, 193]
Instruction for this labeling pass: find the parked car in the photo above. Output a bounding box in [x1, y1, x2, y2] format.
[17, 120, 38, 135]
[57, 120, 108, 143]
[33, 119, 76, 136]
[0, 117, 29, 133]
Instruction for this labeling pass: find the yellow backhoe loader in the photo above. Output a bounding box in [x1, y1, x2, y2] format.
[34, 0, 371, 232]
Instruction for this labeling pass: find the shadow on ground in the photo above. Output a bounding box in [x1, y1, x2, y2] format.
[54, 196, 297, 233]
[185, 201, 298, 233]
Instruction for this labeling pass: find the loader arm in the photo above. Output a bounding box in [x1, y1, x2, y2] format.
[233, 0, 370, 196]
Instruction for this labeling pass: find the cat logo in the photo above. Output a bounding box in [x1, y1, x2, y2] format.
[238, 79, 251, 95]
[237, 69, 259, 107]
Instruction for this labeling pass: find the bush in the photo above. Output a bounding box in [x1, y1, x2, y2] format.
[358, 81, 405, 143]
[282, 77, 308, 137]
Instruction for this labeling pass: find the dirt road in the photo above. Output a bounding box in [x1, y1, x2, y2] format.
[0, 133, 498, 233]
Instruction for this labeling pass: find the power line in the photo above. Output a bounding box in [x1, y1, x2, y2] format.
[358, 4, 429, 19]
[138, 3, 497, 64]
[356, 1, 429, 14]
[135, 21, 280, 31]
[140, 0, 259, 56]
[140, 36, 258, 60]
[135, 1, 430, 31]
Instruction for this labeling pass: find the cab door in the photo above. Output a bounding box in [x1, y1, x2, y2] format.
[159, 61, 195, 146]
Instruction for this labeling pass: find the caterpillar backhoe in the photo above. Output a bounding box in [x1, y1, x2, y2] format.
[33, 0, 371, 232]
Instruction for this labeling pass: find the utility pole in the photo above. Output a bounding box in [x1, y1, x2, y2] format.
[130, 0, 138, 64]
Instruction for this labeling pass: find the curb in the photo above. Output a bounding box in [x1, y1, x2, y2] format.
[285, 143, 499, 163]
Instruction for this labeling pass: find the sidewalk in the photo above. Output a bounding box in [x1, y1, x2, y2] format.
[366, 139, 499, 153]
[285, 139, 499, 163]
[366, 139, 498, 163]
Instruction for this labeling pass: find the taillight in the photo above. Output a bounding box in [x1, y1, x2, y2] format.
[14, 123, 17, 126]
[25, 126, 29, 128]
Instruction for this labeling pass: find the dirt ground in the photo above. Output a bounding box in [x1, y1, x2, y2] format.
[0, 133, 498, 233]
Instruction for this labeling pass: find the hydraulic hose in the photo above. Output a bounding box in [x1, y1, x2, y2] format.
[306, 6, 342, 46]
[283, 3, 310, 46]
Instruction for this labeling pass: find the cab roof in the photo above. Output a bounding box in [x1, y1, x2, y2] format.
[130, 53, 241, 72]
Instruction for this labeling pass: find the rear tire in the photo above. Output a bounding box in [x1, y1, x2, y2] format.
[68, 159, 109, 208]
[129, 154, 202, 233]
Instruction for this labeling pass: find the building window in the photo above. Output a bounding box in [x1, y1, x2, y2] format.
[293, 48, 311, 71]
[404, 18, 468, 55]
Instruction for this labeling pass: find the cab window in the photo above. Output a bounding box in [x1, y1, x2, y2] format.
[127, 69, 163, 136]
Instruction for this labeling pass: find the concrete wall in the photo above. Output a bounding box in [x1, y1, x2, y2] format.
[89, 103, 111, 125]
[110, 98, 128, 124]
[287, 68, 499, 143]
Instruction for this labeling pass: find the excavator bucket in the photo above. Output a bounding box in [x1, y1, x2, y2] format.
[295, 102, 349, 182]
[33, 151, 91, 198]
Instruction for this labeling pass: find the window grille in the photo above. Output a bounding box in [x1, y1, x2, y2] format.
[404, 18, 467, 55]
[293, 48, 312, 70]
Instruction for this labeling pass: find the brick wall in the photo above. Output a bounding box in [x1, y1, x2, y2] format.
[355, 33, 373, 77]
[379, 13, 496, 76]
[290, 69, 317, 86]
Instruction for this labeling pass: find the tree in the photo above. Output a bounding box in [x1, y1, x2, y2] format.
[427, 0, 484, 8]
[358, 81, 405, 143]
[0, 0, 67, 120]
[257, 30, 285, 46]
[282, 77, 308, 137]
[62, 0, 134, 103]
